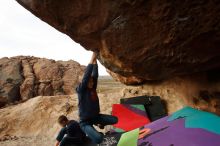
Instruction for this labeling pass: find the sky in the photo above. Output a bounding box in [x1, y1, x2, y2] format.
[0, 0, 108, 75]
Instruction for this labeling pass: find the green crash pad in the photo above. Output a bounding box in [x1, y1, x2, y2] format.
[117, 128, 139, 146]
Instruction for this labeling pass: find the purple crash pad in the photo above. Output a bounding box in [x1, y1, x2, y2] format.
[138, 116, 220, 146]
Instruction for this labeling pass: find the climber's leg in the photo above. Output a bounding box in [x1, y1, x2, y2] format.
[94, 114, 118, 127]
[80, 121, 104, 144]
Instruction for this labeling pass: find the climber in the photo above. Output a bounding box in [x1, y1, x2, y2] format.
[76, 52, 118, 144]
[55, 115, 87, 146]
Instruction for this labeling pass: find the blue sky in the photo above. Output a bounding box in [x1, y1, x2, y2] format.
[0, 0, 108, 75]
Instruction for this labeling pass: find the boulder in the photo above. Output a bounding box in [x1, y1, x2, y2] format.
[16, 0, 220, 84]
[0, 56, 84, 107]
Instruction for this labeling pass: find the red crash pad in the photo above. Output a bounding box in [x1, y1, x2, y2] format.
[112, 104, 150, 131]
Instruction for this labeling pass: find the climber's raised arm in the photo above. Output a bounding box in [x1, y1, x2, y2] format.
[90, 52, 97, 64]
[77, 52, 97, 91]
[91, 55, 98, 89]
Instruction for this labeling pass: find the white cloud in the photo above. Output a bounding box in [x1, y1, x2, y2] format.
[0, 0, 108, 75]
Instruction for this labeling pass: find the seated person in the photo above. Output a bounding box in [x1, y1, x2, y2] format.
[55, 115, 87, 146]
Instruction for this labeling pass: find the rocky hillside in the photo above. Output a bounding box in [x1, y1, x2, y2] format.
[16, 0, 220, 84]
[0, 56, 85, 108]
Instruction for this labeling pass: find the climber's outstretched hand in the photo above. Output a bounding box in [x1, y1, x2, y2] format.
[89, 52, 97, 64]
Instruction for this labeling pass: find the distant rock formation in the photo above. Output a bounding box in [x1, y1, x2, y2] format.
[16, 0, 220, 84]
[0, 56, 84, 107]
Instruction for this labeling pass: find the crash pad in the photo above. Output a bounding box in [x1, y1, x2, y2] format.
[120, 96, 167, 121]
[112, 104, 150, 131]
[117, 128, 139, 146]
[106, 107, 220, 146]
[168, 106, 220, 135]
[137, 107, 220, 146]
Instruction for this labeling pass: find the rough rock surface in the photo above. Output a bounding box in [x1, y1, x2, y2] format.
[0, 56, 84, 107]
[16, 0, 220, 84]
[108, 69, 144, 85]
[120, 74, 220, 115]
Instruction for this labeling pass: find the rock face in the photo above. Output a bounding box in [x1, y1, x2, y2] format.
[16, 0, 220, 84]
[0, 58, 23, 107]
[0, 56, 84, 107]
[107, 69, 144, 85]
[120, 74, 220, 115]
